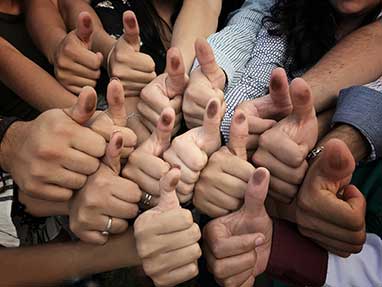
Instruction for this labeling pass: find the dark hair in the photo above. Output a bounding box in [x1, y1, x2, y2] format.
[264, 0, 381, 71]
[132, 0, 183, 51]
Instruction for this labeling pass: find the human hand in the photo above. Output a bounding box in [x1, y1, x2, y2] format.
[108, 11, 156, 97]
[134, 168, 201, 286]
[203, 168, 273, 286]
[0, 89, 106, 201]
[122, 107, 175, 208]
[138, 47, 188, 135]
[296, 139, 366, 257]
[193, 110, 255, 217]
[183, 38, 226, 128]
[69, 131, 141, 244]
[252, 77, 318, 203]
[53, 12, 103, 94]
[86, 79, 137, 158]
[236, 68, 292, 154]
[163, 98, 222, 203]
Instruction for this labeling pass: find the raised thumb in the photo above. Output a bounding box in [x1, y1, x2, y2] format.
[243, 168, 270, 217]
[165, 47, 188, 98]
[151, 107, 175, 156]
[199, 98, 222, 155]
[156, 167, 181, 211]
[64, 86, 97, 124]
[316, 138, 355, 183]
[76, 12, 93, 45]
[103, 131, 124, 174]
[106, 79, 127, 126]
[195, 38, 224, 89]
[122, 10, 141, 52]
[289, 78, 315, 123]
[268, 67, 291, 118]
[228, 110, 249, 160]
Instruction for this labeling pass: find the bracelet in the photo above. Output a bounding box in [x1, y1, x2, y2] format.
[106, 42, 117, 78]
[0, 117, 20, 172]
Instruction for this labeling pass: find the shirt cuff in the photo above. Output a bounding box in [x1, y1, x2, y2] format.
[266, 219, 328, 287]
[332, 86, 382, 161]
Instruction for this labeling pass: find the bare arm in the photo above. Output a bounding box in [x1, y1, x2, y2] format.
[24, 0, 67, 64]
[0, 229, 140, 286]
[171, 0, 222, 72]
[303, 20, 382, 112]
[58, 0, 116, 67]
[0, 38, 76, 111]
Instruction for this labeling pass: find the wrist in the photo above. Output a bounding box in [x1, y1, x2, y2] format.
[48, 32, 67, 65]
[91, 28, 116, 68]
[0, 119, 25, 172]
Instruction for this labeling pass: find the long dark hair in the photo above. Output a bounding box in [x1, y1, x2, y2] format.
[132, 0, 183, 50]
[264, 0, 381, 71]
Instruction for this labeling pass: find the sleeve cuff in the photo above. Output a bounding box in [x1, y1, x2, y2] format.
[266, 219, 328, 287]
[332, 86, 382, 160]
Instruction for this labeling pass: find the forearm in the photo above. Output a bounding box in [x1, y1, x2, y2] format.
[317, 109, 335, 141]
[1, 229, 140, 286]
[18, 192, 69, 217]
[58, 0, 115, 67]
[302, 19, 382, 112]
[24, 0, 67, 64]
[0, 39, 76, 111]
[172, 0, 221, 72]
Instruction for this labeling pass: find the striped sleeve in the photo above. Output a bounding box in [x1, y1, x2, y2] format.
[221, 26, 288, 142]
[0, 172, 19, 247]
[192, 0, 274, 88]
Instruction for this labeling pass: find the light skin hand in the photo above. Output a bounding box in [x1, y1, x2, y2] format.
[203, 168, 273, 287]
[163, 98, 222, 203]
[295, 139, 366, 257]
[138, 47, 188, 135]
[0, 89, 106, 202]
[122, 107, 175, 207]
[252, 76, 318, 203]
[134, 168, 202, 287]
[86, 79, 137, 159]
[183, 38, 226, 129]
[69, 131, 142, 245]
[236, 68, 292, 154]
[108, 11, 156, 97]
[193, 109, 255, 218]
[54, 12, 103, 94]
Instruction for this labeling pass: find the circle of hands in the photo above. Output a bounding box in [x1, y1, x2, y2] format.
[15, 11, 367, 287]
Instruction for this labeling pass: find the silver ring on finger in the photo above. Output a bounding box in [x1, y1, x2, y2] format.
[139, 192, 153, 211]
[101, 216, 113, 236]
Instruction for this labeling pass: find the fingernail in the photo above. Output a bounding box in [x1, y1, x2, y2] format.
[83, 16, 91, 29]
[84, 92, 96, 113]
[207, 100, 218, 119]
[253, 169, 266, 185]
[170, 55, 180, 71]
[116, 137, 123, 149]
[161, 113, 172, 126]
[170, 177, 179, 187]
[110, 77, 120, 83]
[171, 164, 181, 170]
[235, 112, 246, 124]
[270, 75, 282, 90]
[127, 16, 136, 29]
[255, 237, 264, 246]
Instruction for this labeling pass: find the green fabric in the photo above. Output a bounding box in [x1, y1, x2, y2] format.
[351, 159, 382, 237]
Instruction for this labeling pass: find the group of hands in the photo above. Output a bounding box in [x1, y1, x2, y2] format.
[2, 11, 368, 287]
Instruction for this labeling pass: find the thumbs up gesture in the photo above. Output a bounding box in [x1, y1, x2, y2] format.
[134, 168, 202, 286]
[0, 88, 109, 202]
[108, 11, 156, 97]
[193, 110, 255, 218]
[121, 107, 175, 208]
[183, 38, 226, 128]
[252, 76, 318, 203]
[138, 47, 188, 135]
[203, 168, 273, 286]
[296, 139, 366, 257]
[54, 12, 103, 94]
[163, 98, 222, 203]
[69, 131, 142, 245]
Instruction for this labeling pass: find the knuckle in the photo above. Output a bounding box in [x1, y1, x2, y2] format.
[189, 223, 202, 242]
[181, 209, 194, 227]
[212, 261, 225, 279]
